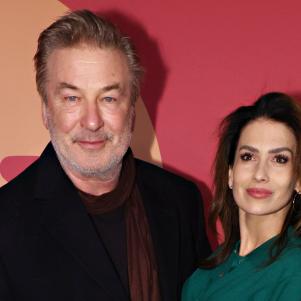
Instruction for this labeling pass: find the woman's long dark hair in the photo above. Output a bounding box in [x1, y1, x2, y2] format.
[201, 92, 301, 269]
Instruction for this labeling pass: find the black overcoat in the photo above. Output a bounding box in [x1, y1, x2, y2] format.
[0, 143, 211, 300]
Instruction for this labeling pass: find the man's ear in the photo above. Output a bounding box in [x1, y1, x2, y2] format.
[41, 101, 49, 130]
[228, 166, 233, 189]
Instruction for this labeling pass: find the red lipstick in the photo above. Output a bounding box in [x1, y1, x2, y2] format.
[246, 188, 272, 199]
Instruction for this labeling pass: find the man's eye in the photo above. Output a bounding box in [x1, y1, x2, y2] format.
[240, 152, 254, 161]
[103, 96, 116, 103]
[64, 96, 79, 102]
[274, 154, 289, 164]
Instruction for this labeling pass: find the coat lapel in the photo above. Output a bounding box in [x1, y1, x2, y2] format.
[136, 162, 179, 301]
[34, 144, 128, 301]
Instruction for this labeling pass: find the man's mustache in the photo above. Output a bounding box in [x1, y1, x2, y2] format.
[72, 131, 113, 142]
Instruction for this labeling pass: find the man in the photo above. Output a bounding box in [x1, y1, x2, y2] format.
[0, 10, 210, 301]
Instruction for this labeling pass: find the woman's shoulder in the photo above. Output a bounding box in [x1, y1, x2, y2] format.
[181, 268, 211, 301]
[280, 236, 301, 261]
[183, 267, 211, 288]
[283, 229, 301, 255]
[271, 232, 301, 274]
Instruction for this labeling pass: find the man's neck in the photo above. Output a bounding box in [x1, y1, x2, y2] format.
[63, 164, 122, 196]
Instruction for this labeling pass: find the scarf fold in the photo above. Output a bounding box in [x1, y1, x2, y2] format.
[79, 149, 160, 301]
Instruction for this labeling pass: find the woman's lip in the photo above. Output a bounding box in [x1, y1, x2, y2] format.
[246, 188, 273, 199]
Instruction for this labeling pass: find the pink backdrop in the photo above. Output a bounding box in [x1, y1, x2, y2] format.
[2, 0, 301, 245]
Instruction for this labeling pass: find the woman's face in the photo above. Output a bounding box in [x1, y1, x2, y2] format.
[228, 118, 300, 218]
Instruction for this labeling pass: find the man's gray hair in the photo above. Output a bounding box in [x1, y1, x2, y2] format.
[34, 9, 143, 103]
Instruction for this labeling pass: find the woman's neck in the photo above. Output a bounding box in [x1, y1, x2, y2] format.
[238, 208, 288, 256]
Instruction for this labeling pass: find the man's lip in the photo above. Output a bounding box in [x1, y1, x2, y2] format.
[246, 188, 273, 199]
[77, 140, 105, 149]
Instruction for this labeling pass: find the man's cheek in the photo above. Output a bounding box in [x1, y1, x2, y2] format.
[55, 113, 79, 133]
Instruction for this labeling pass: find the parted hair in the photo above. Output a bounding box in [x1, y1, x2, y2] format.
[34, 9, 144, 103]
[201, 92, 301, 269]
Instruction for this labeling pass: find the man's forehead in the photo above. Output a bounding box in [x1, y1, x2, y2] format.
[47, 46, 129, 75]
[44, 45, 132, 99]
[47, 46, 129, 76]
[48, 44, 124, 61]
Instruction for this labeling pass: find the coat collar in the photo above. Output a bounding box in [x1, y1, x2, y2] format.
[34, 143, 128, 301]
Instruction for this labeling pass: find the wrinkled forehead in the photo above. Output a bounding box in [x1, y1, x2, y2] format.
[45, 45, 132, 91]
[47, 44, 130, 71]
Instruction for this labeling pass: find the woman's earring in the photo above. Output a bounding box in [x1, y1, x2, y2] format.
[293, 191, 301, 207]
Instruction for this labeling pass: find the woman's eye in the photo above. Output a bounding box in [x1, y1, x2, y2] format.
[240, 152, 254, 161]
[274, 154, 289, 164]
[64, 96, 79, 102]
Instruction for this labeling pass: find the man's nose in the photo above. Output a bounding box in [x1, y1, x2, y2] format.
[80, 101, 103, 131]
[253, 160, 269, 183]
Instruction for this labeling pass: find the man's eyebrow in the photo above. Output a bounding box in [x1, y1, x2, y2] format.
[55, 82, 123, 94]
[101, 83, 122, 93]
[55, 82, 79, 93]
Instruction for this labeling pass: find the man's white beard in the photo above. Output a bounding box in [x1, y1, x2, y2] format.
[46, 109, 134, 181]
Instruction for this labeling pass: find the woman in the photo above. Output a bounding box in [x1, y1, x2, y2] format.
[182, 92, 301, 300]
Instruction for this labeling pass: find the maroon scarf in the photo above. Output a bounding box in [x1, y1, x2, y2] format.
[79, 149, 160, 301]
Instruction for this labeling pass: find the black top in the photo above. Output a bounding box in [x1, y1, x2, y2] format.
[90, 205, 129, 297]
